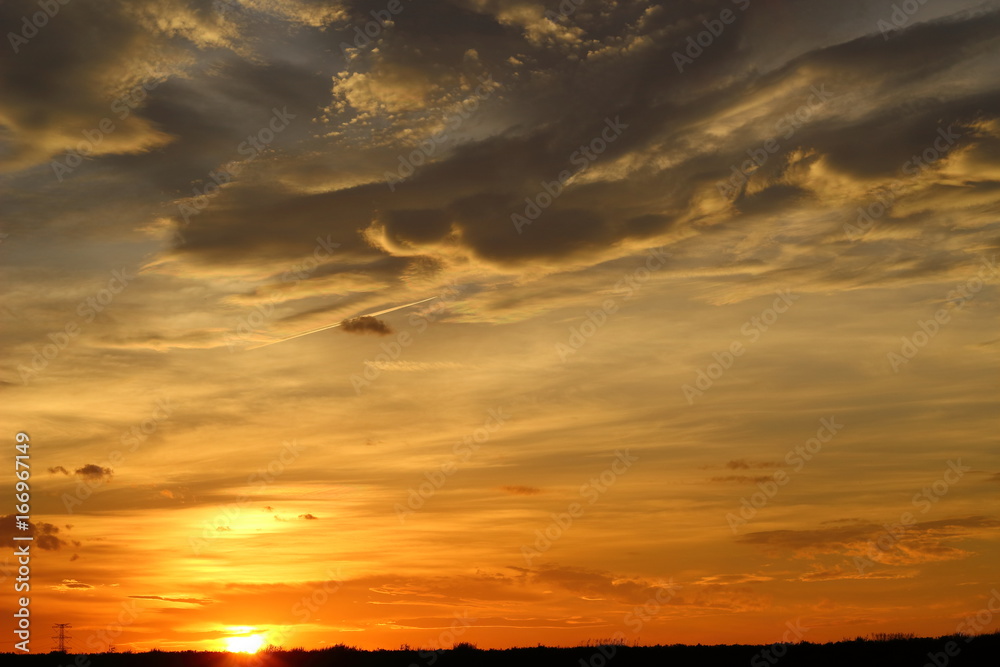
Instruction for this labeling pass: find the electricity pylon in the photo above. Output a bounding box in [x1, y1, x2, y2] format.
[52, 623, 72, 653]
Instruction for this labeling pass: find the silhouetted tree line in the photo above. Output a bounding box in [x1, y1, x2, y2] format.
[5, 632, 999, 667]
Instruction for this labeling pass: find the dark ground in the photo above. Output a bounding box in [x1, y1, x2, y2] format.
[7, 633, 999, 667]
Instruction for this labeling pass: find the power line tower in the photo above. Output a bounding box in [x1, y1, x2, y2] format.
[52, 623, 72, 653]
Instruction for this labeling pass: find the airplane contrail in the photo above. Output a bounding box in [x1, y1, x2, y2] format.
[247, 296, 438, 350]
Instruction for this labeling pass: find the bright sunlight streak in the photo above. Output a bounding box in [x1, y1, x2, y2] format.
[224, 634, 265, 653]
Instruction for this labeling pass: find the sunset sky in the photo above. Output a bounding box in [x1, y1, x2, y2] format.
[2, 0, 999, 654]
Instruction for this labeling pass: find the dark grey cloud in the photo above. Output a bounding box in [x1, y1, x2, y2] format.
[2, 0, 1000, 349]
[373, 209, 452, 251]
[341, 315, 392, 335]
[75, 464, 113, 481]
[0, 0, 169, 169]
[158, 6, 1000, 282]
[59, 580, 94, 590]
[1, 515, 70, 550]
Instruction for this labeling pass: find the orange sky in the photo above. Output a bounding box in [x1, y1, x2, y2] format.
[2, 0, 999, 654]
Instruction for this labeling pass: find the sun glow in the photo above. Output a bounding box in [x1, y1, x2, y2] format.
[224, 634, 265, 653]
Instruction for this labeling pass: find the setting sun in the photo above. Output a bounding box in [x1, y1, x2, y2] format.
[224, 634, 265, 654]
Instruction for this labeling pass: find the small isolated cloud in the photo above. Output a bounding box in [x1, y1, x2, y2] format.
[75, 464, 113, 481]
[49, 466, 70, 475]
[501, 485, 542, 495]
[70, 554, 80, 562]
[299, 513, 319, 520]
[128, 595, 214, 605]
[341, 315, 392, 335]
[1, 515, 70, 551]
[36, 521, 67, 551]
[53, 579, 93, 591]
